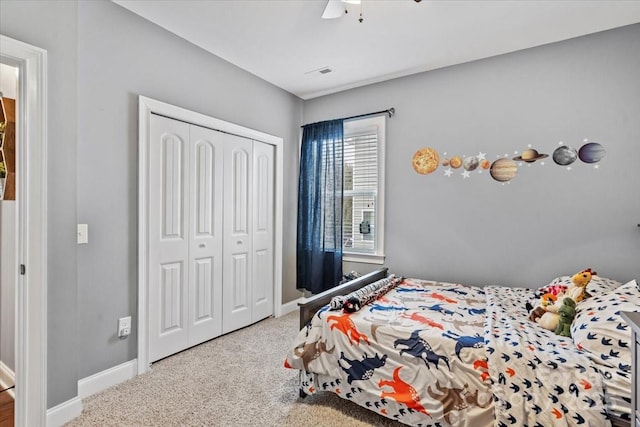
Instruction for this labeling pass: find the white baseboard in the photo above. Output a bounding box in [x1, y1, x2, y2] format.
[45, 359, 138, 427]
[78, 359, 138, 398]
[278, 298, 301, 316]
[46, 396, 82, 427]
[0, 360, 15, 399]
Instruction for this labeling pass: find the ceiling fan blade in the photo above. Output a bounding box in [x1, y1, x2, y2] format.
[322, 0, 345, 19]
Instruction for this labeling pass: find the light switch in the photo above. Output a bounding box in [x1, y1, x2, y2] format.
[77, 224, 88, 244]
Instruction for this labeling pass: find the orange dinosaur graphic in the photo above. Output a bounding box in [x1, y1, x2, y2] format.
[505, 367, 515, 377]
[327, 314, 370, 345]
[429, 292, 457, 304]
[552, 408, 563, 419]
[400, 312, 444, 329]
[378, 366, 429, 416]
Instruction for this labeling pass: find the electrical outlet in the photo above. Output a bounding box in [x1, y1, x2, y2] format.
[118, 316, 131, 338]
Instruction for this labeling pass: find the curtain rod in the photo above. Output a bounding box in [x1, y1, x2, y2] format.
[302, 107, 395, 128]
[343, 107, 395, 121]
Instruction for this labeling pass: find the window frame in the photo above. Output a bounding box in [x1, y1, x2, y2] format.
[342, 115, 386, 264]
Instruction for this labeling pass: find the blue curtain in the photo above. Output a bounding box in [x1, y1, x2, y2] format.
[297, 119, 344, 294]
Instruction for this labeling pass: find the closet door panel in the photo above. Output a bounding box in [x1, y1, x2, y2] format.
[223, 135, 253, 334]
[149, 114, 190, 362]
[252, 142, 274, 322]
[188, 125, 223, 345]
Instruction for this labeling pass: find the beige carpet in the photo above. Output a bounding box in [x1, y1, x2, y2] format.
[67, 311, 403, 426]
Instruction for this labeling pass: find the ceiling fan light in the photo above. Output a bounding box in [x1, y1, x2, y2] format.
[322, 0, 345, 19]
[342, 0, 361, 4]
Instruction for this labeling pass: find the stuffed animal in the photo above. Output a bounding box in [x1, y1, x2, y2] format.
[554, 297, 577, 337]
[537, 310, 560, 331]
[528, 293, 557, 322]
[528, 268, 596, 323]
[566, 268, 595, 303]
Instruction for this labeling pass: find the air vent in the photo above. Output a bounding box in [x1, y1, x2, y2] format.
[304, 66, 333, 75]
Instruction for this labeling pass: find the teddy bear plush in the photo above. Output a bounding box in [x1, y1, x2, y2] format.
[554, 297, 577, 337]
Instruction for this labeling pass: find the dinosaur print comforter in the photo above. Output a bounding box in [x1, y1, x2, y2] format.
[285, 278, 613, 427]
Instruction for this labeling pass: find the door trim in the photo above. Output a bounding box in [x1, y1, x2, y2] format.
[137, 96, 283, 374]
[0, 35, 48, 426]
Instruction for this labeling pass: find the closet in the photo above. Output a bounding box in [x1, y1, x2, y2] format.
[147, 114, 274, 362]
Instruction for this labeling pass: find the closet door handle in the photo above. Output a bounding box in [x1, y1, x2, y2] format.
[237, 240, 243, 245]
[199, 243, 206, 248]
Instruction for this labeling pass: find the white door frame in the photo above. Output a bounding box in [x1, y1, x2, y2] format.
[0, 35, 48, 427]
[137, 96, 283, 374]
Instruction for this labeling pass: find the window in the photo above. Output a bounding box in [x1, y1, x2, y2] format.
[342, 115, 385, 264]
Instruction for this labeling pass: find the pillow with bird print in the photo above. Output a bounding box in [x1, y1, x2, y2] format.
[571, 279, 639, 371]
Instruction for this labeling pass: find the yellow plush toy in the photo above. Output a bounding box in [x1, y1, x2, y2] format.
[565, 268, 595, 303]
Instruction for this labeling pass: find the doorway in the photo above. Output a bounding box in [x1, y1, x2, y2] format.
[1, 61, 18, 427]
[0, 35, 48, 427]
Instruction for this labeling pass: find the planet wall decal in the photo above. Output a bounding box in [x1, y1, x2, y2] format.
[513, 148, 548, 163]
[578, 142, 606, 163]
[412, 147, 439, 174]
[463, 156, 479, 171]
[553, 145, 578, 166]
[449, 156, 462, 169]
[490, 158, 517, 182]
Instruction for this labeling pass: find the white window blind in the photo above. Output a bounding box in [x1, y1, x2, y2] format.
[343, 123, 379, 255]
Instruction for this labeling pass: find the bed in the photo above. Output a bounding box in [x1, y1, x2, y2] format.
[285, 268, 639, 427]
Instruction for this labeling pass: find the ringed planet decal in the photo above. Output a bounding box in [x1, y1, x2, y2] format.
[513, 148, 548, 163]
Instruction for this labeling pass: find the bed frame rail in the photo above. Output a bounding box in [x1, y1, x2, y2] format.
[297, 268, 389, 329]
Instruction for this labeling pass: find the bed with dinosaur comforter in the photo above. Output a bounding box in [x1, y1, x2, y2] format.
[285, 272, 638, 427]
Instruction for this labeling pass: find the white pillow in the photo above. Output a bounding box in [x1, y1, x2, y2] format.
[571, 279, 640, 370]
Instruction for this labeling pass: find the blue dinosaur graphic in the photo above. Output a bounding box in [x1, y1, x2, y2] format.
[396, 287, 430, 293]
[368, 303, 407, 313]
[419, 304, 458, 317]
[393, 329, 450, 370]
[465, 307, 486, 316]
[441, 331, 484, 360]
[338, 351, 387, 384]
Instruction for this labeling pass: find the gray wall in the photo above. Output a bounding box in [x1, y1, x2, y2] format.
[77, 0, 302, 380]
[0, 0, 79, 408]
[307, 23, 640, 288]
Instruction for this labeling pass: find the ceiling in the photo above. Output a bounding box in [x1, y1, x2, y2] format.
[113, 0, 640, 100]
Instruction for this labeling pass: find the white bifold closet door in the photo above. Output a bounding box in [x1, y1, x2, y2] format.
[222, 136, 275, 334]
[148, 114, 274, 362]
